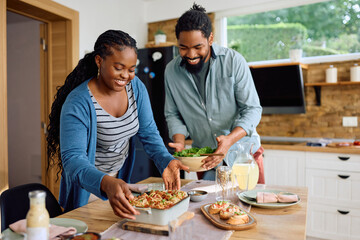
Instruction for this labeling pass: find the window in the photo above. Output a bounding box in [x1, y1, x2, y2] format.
[227, 0, 360, 63]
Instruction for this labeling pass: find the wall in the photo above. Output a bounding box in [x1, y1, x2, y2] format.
[258, 60, 360, 139]
[147, 13, 215, 43]
[7, 11, 42, 187]
[52, 0, 147, 58]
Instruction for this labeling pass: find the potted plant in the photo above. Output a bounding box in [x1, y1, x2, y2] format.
[289, 35, 304, 62]
[154, 29, 166, 45]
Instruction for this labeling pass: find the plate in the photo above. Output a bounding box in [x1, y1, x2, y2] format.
[238, 189, 300, 208]
[200, 203, 257, 230]
[1, 218, 88, 240]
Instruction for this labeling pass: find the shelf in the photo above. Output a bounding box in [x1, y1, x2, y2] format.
[145, 41, 177, 48]
[250, 62, 308, 69]
[305, 81, 360, 87]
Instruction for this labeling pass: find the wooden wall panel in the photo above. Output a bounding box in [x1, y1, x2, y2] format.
[0, 0, 9, 194]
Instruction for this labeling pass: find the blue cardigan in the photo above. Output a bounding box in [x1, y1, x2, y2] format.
[59, 77, 174, 212]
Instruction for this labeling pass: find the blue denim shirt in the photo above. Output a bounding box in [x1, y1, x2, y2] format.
[59, 77, 173, 212]
[164, 44, 262, 159]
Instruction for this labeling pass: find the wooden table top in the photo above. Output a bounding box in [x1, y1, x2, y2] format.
[59, 177, 308, 240]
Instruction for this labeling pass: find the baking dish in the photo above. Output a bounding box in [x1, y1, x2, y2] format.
[128, 193, 190, 226]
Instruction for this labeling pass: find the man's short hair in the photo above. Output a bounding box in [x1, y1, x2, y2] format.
[175, 3, 212, 39]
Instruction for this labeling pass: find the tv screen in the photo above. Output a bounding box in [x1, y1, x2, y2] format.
[250, 64, 306, 114]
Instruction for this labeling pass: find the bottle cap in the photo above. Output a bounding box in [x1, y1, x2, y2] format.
[29, 190, 46, 199]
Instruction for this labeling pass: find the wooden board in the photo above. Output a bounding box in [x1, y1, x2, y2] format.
[327, 142, 360, 149]
[122, 211, 194, 236]
[200, 203, 257, 231]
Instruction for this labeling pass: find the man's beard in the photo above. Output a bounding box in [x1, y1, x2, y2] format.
[183, 57, 205, 74]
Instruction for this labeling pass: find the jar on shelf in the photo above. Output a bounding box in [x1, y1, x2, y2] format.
[326, 65, 337, 83]
[350, 63, 360, 82]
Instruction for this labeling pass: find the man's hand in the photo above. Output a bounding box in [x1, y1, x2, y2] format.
[162, 160, 189, 190]
[100, 175, 140, 220]
[168, 142, 185, 153]
[201, 135, 233, 170]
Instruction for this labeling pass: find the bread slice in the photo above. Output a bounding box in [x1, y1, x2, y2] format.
[227, 211, 249, 225]
[219, 205, 240, 220]
[208, 201, 230, 215]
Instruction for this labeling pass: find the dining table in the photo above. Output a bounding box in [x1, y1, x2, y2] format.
[58, 177, 308, 240]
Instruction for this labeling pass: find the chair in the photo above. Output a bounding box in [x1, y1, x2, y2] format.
[0, 183, 63, 231]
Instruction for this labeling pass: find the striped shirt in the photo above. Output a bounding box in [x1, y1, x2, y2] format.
[88, 83, 139, 174]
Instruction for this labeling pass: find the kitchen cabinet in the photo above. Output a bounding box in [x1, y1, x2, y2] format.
[306, 152, 360, 240]
[263, 149, 306, 187]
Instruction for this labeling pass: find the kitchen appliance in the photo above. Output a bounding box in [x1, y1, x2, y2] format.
[130, 46, 179, 183]
[250, 64, 306, 114]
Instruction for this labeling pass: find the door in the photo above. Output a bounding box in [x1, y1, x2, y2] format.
[6, 11, 45, 187]
[0, 0, 79, 198]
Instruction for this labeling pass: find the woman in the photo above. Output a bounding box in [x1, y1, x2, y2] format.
[46, 30, 188, 219]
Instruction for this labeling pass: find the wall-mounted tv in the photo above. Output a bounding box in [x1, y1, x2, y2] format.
[249, 64, 306, 114]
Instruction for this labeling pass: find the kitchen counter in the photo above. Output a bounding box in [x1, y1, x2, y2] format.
[262, 142, 360, 154]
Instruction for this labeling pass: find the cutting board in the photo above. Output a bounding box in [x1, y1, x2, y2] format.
[122, 211, 194, 236]
[327, 142, 360, 149]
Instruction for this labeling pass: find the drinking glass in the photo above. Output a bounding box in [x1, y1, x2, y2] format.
[215, 166, 232, 202]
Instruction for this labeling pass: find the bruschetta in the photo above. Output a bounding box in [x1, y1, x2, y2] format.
[208, 201, 230, 214]
[219, 205, 240, 220]
[227, 211, 249, 225]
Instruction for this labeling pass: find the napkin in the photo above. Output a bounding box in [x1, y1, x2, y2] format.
[9, 219, 77, 240]
[128, 184, 148, 193]
[256, 192, 298, 203]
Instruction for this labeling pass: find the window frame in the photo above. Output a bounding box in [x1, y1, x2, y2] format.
[214, 0, 360, 65]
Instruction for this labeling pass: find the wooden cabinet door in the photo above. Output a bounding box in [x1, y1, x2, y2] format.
[307, 203, 360, 240]
[263, 149, 306, 186]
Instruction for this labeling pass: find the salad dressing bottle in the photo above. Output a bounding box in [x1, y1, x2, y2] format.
[26, 190, 50, 240]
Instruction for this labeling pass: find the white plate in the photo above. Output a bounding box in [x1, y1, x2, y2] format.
[1, 218, 88, 240]
[238, 189, 300, 208]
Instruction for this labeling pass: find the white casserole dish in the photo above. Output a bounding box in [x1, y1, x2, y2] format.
[128, 194, 190, 226]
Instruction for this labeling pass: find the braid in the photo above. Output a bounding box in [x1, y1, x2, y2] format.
[46, 30, 137, 180]
[175, 3, 212, 39]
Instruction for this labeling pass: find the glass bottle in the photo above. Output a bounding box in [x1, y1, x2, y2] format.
[26, 190, 49, 240]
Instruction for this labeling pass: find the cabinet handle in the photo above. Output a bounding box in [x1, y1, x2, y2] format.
[337, 210, 350, 215]
[338, 174, 350, 179]
[338, 156, 350, 161]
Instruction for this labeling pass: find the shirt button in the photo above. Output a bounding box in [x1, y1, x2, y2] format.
[209, 118, 212, 121]
[214, 133, 217, 137]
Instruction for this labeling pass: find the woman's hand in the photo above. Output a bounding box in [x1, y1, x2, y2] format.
[100, 175, 140, 219]
[162, 160, 189, 190]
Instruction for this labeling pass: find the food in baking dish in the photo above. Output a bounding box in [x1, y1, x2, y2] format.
[130, 190, 188, 209]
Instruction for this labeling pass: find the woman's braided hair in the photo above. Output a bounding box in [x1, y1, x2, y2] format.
[46, 30, 137, 179]
[175, 3, 212, 39]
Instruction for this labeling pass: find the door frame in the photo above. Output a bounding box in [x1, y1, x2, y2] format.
[0, 0, 79, 195]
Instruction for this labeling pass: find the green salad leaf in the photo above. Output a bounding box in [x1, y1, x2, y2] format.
[173, 147, 215, 157]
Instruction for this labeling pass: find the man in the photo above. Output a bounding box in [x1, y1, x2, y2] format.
[164, 3, 265, 182]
